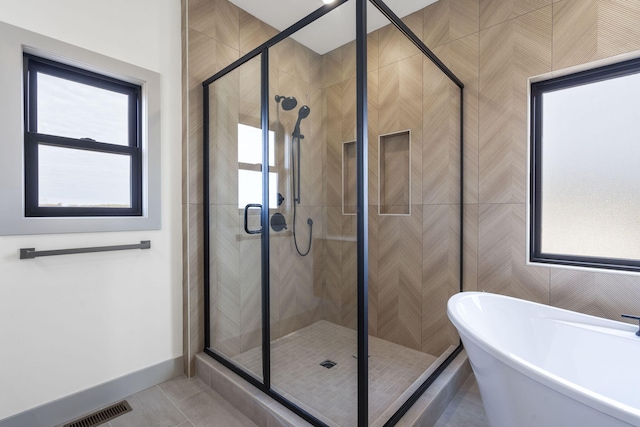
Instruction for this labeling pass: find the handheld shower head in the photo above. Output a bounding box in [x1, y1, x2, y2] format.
[297, 105, 310, 119]
[275, 95, 298, 111]
[293, 105, 311, 138]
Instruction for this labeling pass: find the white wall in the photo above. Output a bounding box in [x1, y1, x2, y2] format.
[0, 0, 182, 420]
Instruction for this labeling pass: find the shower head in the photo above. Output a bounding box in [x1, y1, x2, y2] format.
[275, 95, 298, 111]
[293, 105, 311, 138]
[297, 105, 310, 119]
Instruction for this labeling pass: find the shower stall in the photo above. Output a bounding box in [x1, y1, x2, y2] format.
[202, 0, 463, 425]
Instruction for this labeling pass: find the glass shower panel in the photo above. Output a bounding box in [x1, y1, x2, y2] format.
[267, 1, 358, 425]
[421, 61, 462, 362]
[208, 55, 264, 380]
[365, 4, 462, 423]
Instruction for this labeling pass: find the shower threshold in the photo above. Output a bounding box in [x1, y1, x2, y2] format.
[198, 320, 466, 426]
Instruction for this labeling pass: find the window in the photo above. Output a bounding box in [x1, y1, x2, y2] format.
[0, 21, 160, 235]
[24, 54, 142, 217]
[530, 57, 640, 272]
[237, 123, 277, 209]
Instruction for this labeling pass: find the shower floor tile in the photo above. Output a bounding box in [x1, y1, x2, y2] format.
[232, 320, 438, 426]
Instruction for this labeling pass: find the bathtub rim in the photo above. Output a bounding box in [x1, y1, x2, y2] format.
[447, 291, 640, 427]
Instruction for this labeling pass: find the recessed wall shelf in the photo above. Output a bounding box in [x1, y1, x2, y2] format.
[342, 140, 356, 215]
[379, 130, 411, 216]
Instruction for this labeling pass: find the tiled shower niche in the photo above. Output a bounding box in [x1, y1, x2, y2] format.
[343, 131, 412, 217]
[378, 130, 411, 215]
[342, 140, 356, 215]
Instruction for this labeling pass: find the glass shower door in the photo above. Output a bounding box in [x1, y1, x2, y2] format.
[207, 54, 265, 381]
[267, 2, 359, 425]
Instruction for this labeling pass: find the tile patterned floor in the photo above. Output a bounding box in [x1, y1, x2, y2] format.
[434, 374, 490, 427]
[62, 369, 488, 427]
[232, 320, 438, 426]
[62, 374, 257, 427]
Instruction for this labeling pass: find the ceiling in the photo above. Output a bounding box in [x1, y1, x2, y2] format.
[228, 0, 438, 55]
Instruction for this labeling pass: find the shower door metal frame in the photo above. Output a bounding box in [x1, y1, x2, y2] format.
[202, 1, 465, 426]
[355, 0, 369, 425]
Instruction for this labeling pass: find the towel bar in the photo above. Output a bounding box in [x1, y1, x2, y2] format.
[19, 240, 151, 259]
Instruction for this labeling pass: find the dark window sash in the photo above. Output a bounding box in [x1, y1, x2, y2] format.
[530, 56, 640, 272]
[27, 132, 140, 155]
[23, 54, 143, 218]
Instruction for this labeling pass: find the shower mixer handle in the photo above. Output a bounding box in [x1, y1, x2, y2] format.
[270, 213, 287, 232]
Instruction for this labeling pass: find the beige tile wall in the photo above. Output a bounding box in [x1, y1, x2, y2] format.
[422, 0, 640, 321]
[184, 0, 464, 373]
[184, 0, 640, 375]
[183, 0, 336, 373]
[319, 15, 462, 357]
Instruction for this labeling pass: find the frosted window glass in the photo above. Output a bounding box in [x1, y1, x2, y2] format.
[37, 73, 129, 145]
[540, 72, 640, 260]
[38, 144, 131, 208]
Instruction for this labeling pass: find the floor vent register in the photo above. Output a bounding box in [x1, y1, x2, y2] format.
[63, 400, 132, 427]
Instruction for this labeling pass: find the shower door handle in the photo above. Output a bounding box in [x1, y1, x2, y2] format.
[244, 203, 263, 234]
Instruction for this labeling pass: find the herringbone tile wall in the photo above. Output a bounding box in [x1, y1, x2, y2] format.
[183, 0, 640, 376]
[319, 16, 462, 357]
[183, 0, 329, 372]
[422, 0, 640, 323]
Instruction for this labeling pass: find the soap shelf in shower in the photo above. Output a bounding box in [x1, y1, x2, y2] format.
[342, 140, 357, 215]
[379, 130, 411, 216]
[19, 240, 151, 259]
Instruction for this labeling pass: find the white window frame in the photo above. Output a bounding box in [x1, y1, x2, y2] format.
[0, 21, 161, 235]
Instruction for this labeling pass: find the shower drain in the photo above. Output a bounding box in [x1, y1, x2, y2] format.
[320, 360, 337, 369]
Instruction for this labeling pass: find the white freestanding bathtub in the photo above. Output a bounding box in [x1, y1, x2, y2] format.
[447, 292, 640, 427]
